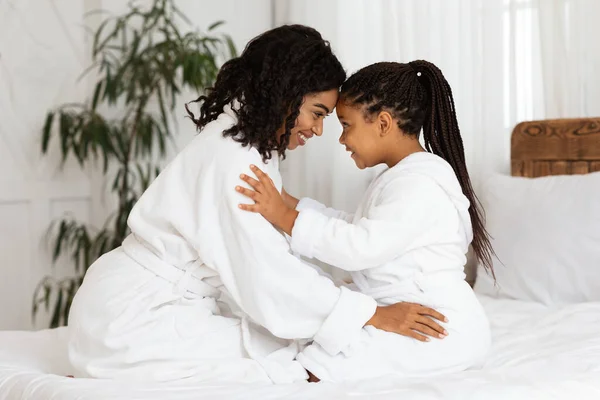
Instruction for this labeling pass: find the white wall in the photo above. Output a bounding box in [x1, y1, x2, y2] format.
[0, 0, 92, 330]
[0, 0, 271, 330]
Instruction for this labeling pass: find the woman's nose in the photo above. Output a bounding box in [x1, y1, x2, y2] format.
[312, 122, 323, 137]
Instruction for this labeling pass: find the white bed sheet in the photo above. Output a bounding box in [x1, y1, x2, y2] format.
[1, 295, 600, 400]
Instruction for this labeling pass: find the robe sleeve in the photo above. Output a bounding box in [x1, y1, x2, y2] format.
[296, 197, 355, 223]
[209, 156, 377, 356]
[289, 176, 445, 271]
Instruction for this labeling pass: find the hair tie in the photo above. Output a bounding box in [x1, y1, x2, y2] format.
[409, 62, 422, 78]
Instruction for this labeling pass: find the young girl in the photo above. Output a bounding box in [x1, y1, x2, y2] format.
[237, 60, 494, 382]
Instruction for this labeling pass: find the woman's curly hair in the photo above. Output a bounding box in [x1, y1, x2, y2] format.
[186, 25, 346, 162]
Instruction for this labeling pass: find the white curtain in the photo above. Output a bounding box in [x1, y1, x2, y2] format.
[535, 0, 600, 117]
[275, 0, 600, 211]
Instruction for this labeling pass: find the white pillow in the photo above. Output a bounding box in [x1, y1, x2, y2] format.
[474, 172, 600, 306]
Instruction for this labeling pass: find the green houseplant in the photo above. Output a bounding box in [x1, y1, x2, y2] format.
[33, 0, 236, 328]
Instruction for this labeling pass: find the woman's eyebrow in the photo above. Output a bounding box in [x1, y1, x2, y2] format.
[313, 103, 331, 114]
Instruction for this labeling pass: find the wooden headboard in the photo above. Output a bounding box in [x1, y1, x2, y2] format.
[511, 118, 600, 177]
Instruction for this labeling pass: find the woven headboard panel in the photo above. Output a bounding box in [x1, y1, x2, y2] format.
[511, 118, 600, 177]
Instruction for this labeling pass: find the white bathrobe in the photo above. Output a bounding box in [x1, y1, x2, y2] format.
[291, 152, 491, 382]
[66, 106, 377, 384]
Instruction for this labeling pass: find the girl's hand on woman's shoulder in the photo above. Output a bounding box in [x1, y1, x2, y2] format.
[236, 165, 299, 235]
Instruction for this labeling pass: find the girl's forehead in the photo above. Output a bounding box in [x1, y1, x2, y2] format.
[336, 100, 364, 114]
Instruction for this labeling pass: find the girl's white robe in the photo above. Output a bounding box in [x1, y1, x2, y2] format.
[291, 152, 491, 382]
[66, 107, 377, 384]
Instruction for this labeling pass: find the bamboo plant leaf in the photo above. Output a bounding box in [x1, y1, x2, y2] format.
[43, 284, 51, 312]
[63, 279, 78, 325]
[58, 112, 71, 164]
[208, 21, 225, 31]
[225, 35, 237, 58]
[172, 4, 191, 25]
[91, 81, 104, 111]
[41, 112, 55, 153]
[53, 220, 67, 261]
[50, 289, 63, 329]
[93, 18, 112, 57]
[155, 85, 170, 135]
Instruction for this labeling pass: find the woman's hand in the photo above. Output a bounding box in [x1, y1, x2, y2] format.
[237, 165, 299, 235]
[367, 302, 449, 342]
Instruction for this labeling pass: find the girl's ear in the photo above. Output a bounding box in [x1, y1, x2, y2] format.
[378, 111, 394, 137]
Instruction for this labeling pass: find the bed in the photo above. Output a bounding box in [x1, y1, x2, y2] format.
[2, 118, 600, 399]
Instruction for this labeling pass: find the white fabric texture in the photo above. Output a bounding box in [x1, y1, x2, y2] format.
[290, 152, 490, 382]
[3, 295, 600, 399]
[475, 172, 600, 306]
[66, 108, 377, 384]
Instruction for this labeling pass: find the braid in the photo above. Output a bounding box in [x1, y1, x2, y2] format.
[341, 61, 496, 279]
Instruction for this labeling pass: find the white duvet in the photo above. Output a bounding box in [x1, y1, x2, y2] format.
[1, 295, 600, 400]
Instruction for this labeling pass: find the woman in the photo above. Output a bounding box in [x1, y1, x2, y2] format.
[67, 25, 447, 384]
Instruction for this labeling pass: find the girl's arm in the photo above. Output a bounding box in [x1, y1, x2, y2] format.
[281, 188, 300, 209]
[237, 165, 444, 272]
[282, 188, 354, 223]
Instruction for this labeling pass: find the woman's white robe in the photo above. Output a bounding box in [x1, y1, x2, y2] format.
[66, 107, 377, 384]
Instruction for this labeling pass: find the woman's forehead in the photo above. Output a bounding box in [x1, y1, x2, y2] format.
[305, 89, 338, 109]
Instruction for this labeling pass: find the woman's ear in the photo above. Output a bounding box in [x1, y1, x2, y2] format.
[378, 111, 394, 137]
